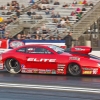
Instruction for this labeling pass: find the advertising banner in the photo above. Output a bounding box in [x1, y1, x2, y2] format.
[0, 39, 9, 49]
[0, 39, 100, 57]
[0, 39, 65, 53]
[9, 39, 65, 49]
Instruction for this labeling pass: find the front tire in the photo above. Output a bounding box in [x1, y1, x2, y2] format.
[5, 58, 21, 74]
[68, 63, 81, 76]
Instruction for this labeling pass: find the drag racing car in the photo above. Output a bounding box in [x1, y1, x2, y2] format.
[0, 44, 100, 76]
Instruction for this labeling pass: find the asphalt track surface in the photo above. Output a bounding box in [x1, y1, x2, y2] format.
[0, 71, 100, 100]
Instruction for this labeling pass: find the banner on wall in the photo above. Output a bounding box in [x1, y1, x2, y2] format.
[9, 40, 25, 49]
[9, 39, 65, 49]
[0, 39, 100, 57]
[0, 39, 65, 49]
[0, 39, 9, 49]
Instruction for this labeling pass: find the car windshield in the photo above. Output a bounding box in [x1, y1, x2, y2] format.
[64, 48, 71, 52]
[89, 54, 100, 60]
[48, 45, 64, 54]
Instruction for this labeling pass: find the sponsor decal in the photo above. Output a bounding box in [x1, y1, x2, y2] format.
[57, 69, 64, 71]
[27, 48, 34, 51]
[21, 68, 55, 74]
[0, 63, 3, 69]
[39, 69, 46, 74]
[58, 64, 66, 67]
[83, 71, 92, 74]
[57, 65, 65, 74]
[33, 69, 38, 73]
[57, 68, 64, 74]
[28, 51, 50, 54]
[27, 58, 56, 62]
[26, 69, 33, 73]
[57, 66, 65, 69]
[10, 40, 24, 49]
[82, 68, 98, 74]
[21, 69, 26, 73]
[22, 69, 33, 73]
[21, 64, 26, 69]
[52, 70, 56, 74]
[27, 48, 34, 53]
[69, 57, 80, 61]
[93, 69, 98, 74]
[75, 48, 85, 51]
[46, 69, 51, 74]
[21, 68, 39, 73]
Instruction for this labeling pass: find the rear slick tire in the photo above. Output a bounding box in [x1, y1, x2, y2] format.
[5, 58, 21, 74]
[68, 63, 81, 76]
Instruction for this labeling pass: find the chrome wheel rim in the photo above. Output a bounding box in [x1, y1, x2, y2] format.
[5, 59, 21, 74]
[9, 59, 19, 69]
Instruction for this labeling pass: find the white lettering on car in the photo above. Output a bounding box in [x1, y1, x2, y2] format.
[34, 58, 40, 62]
[69, 57, 80, 61]
[44, 59, 49, 62]
[93, 69, 98, 74]
[82, 68, 98, 75]
[49, 59, 56, 62]
[27, 58, 34, 61]
[27, 58, 56, 62]
[75, 48, 85, 51]
[40, 59, 43, 62]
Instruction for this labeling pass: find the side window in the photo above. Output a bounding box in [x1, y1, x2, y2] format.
[17, 48, 26, 53]
[26, 47, 35, 53]
[26, 47, 52, 54]
[35, 47, 52, 54]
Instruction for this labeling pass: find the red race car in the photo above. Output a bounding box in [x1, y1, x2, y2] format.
[0, 44, 100, 76]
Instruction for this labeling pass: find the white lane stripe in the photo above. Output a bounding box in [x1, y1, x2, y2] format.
[0, 83, 100, 93]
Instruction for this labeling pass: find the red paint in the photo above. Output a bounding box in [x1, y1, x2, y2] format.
[0, 39, 8, 49]
[1, 44, 100, 75]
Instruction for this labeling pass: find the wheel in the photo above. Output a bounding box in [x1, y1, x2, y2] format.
[5, 58, 21, 74]
[68, 63, 81, 76]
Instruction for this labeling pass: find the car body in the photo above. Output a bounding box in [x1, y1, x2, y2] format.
[0, 44, 100, 76]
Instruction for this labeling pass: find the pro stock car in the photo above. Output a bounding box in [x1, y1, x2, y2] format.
[0, 44, 100, 76]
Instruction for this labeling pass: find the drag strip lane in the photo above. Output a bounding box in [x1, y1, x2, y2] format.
[0, 82, 100, 93]
[1, 72, 100, 89]
[0, 72, 100, 100]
